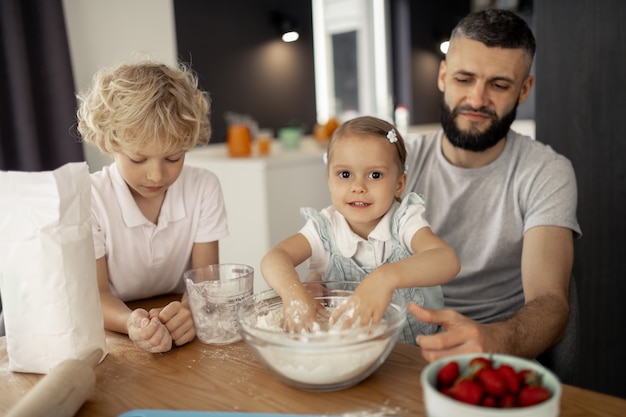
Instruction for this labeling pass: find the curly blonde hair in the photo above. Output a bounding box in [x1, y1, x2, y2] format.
[76, 61, 211, 155]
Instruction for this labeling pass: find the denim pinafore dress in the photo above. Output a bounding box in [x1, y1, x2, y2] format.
[300, 193, 443, 345]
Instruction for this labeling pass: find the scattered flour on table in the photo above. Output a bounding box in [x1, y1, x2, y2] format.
[252, 307, 389, 385]
[339, 404, 407, 417]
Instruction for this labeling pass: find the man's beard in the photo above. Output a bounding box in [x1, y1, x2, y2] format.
[440, 99, 518, 152]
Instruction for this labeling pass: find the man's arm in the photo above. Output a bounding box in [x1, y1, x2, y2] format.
[410, 225, 574, 361]
[486, 225, 574, 357]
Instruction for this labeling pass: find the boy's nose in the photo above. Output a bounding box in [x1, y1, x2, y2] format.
[146, 164, 164, 183]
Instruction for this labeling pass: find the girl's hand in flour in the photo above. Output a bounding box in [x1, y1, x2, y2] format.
[127, 308, 172, 353]
[330, 277, 392, 329]
[282, 291, 329, 333]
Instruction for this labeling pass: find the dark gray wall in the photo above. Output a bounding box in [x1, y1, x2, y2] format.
[174, 0, 316, 143]
[535, 0, 626, 399]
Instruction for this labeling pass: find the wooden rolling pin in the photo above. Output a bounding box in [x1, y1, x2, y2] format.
[5, 348, 103, 417]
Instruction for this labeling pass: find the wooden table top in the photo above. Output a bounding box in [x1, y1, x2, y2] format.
[1, 296, 625, 417]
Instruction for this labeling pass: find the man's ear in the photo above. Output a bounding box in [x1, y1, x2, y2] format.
[437, 60, 447, 93]
[518, 75, 534, 105]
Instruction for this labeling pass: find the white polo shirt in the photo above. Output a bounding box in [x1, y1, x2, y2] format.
[299, 199, 429, 274]
[90, 163, 229, 301]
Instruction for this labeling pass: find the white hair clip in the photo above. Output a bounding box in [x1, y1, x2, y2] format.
[323, 152, 328, 165]
[387, 129, 398, 143]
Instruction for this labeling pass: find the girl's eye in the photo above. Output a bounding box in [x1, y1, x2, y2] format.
[338, 170, 351, 179]
[369, 171, 382, 179]
[166, 157, 182, 163]
[129, 158, 145, 164]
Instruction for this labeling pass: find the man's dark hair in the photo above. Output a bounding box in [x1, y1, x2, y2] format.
[450, 9, 536, 59]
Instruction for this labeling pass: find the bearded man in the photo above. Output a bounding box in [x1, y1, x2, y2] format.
[404, 8, 581, 383]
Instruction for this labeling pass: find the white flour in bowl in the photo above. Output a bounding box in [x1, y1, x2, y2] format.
[251, 306, 390, 385]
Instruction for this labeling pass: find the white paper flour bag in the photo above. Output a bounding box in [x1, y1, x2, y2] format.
[0, 162, 107, 373]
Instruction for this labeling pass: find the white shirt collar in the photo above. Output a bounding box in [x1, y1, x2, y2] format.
[327, 200, 399, 258]
[110, 163, 186, 228]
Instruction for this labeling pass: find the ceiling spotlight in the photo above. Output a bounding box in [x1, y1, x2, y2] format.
[282, 30, 300, 43]
[439, 40, 449, 54]
[271, 10, 300, 43]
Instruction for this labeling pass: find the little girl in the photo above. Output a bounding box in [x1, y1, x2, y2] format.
[77, 61, 229, 353]
[261, 116, 460, 344]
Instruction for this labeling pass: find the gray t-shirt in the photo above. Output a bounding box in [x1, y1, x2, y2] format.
[404, 129, 581, 323]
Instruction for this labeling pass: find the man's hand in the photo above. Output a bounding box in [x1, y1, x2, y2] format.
[127, 308, 172, 353]
[409, 303, 498, 362]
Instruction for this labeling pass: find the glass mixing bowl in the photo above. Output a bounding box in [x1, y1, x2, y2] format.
[237, 280, 407, 392]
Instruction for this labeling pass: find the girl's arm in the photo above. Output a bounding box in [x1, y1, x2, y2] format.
[332, 227, 460, 327]
[261, 233, 327, 332]
[261, 233, 311, 294]
[383, 226, 460, 289]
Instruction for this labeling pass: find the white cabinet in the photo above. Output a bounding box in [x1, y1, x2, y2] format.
[184, 138, 331, 292]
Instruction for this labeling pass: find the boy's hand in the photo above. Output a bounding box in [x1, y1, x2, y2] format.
[127, 308, 172, 353]
[151, 301, 196, 347]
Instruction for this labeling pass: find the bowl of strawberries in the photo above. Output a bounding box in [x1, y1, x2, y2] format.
[421, 353, 562, 417]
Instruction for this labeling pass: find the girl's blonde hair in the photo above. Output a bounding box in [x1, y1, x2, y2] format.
[328, 115, 407, 173]
[76, 61, 211, 155]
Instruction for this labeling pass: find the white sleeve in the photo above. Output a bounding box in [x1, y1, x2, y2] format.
[399, 203, 430, 254]
[194, 171, 229, 243]
[298, 219, 330, 274]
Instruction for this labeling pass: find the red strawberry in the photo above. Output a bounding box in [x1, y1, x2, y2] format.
[500, 393, 517, 408]
[437, 360, 460, 389]
[475, 368, 508, 397]
[518, 385, 552, 407]
[497, 364, 522, 394]
[519, 369, 541, 386]
[481, 395, 498, 407]
[467, 356, 492, 376]
[440, 385, 454, 398]
[452, 379, 484, 405]
[469, 356, 493, 369]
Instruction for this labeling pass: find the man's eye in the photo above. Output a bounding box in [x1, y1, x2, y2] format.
[338, 171, 351, 179]
[369, 172, 382, 179]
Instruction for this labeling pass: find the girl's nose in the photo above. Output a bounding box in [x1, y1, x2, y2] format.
[350, 178, 366, 193]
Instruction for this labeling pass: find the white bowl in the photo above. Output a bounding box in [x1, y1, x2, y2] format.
[237, 281, 407, 391]
[421, 353, 562, 417]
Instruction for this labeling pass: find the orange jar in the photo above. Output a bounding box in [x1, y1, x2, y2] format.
[227, 125, 252, 157]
